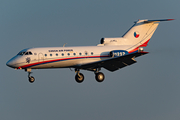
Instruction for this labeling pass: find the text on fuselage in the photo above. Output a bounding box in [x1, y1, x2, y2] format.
[48, 49, 73, 52]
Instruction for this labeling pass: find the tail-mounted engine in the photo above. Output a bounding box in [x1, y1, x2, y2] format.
[109, 50, 128, 57]
[100, 37, 127, 45]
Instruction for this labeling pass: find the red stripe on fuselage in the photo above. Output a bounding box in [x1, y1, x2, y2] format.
[20, 55, 109, 69]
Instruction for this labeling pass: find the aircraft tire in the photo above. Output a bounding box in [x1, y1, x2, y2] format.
[75, 73, 84, 83]
[29, 76, 35, 83]
[95, 72, 105, 82]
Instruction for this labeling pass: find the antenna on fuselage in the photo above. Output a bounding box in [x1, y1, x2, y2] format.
[63, 43, 67, 47]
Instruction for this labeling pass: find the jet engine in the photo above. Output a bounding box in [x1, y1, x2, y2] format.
[100, 37, 127, 45]
[109, 50, 128, 57]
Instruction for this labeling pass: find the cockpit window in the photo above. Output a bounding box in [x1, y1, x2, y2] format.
[25, 51, 33, 55]
[17, 51, 26, 55]
[29, 51, 32, 55]
[18, 51, 33, 55]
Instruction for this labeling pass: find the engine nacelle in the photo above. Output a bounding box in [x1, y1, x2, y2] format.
[100, 38, 119, 45]
[100, 37, 127, 45]
[109, 50, 128, 57]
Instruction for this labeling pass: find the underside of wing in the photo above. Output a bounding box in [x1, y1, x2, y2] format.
[102, 56, 137, 71]
[76, 51, 148, 72]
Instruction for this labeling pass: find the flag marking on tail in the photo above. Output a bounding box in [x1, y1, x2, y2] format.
[134, 31, 140, 38]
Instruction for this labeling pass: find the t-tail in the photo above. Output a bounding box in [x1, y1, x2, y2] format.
[100, 19, 174, 52]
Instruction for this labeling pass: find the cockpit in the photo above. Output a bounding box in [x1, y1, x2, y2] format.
[17, 51, 33, 55]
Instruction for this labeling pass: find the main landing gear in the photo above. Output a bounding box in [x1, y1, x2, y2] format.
[75, 68, 105, 83]
[75, 69, 84, 83]
[26, 69, 35, 83]
[95, 72, 105, 82]
[75, 73, 84, 83]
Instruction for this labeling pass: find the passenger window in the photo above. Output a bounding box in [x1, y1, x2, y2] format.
[73, 53, 76, 56]
[67, 53, 70, 56]
[91, 52, 93, 55]
[62, 53, 64, 56]
[45, 54, 47, 57]
[50, 54, 52, 56]
[79, 53, 82, 56]
[85, 52, 88, 55]
[56, 53, 58, 56]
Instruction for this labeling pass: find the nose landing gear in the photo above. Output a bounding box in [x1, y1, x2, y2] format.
[26, 69, 35, 83]
[28, 72, 35, 83]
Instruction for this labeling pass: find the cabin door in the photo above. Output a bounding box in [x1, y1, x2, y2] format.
[38, 53, 44, 62]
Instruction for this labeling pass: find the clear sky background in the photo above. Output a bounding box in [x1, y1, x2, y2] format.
[1, 0, 180, 120]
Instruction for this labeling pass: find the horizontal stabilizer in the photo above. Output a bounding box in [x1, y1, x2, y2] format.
[137, 19, 174, 23]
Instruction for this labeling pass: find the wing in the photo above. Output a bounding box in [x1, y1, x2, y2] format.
[76, 51, 148, 72]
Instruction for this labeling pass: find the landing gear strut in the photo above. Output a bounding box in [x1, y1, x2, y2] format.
[26, 69, 35, 83]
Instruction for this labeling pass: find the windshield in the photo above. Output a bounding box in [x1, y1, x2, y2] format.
[17, 51, 32, 56]
[17, 51, 26, 55]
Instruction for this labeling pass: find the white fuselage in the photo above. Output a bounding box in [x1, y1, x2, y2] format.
[6, 45, 135, 70]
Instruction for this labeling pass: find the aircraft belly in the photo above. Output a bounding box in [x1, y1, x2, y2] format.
[30, 60, 74, 69]
[77, 58, 102, 65]
[30, 57, 102, 69]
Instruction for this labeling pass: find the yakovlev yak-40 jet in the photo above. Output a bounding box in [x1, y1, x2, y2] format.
[6, 19, 173, 83]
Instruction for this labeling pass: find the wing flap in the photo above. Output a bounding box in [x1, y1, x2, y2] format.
[103, 57, 137, 71]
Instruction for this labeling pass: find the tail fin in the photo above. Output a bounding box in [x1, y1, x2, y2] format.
[98, 19, 173, 48]
[122, 19, 174, 47]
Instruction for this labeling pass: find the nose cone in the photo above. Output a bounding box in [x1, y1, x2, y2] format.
[6, 59, 15, 68]
[6, 56, 19, 68]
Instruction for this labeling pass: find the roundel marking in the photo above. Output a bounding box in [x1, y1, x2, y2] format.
[134, 31, 140, 38]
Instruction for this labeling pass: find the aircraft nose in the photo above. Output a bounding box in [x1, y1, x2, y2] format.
[6, 60, 13, 68]
[6, 55, 22, 69]
[6, 57, 17, 68]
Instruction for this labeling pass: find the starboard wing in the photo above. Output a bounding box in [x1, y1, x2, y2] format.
[76, 52, 148, 72]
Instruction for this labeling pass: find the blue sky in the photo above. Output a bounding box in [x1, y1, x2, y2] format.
[1, 0, 180, 120]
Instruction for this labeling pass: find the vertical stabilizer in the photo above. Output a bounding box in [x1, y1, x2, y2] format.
[122, 19, 174, 48]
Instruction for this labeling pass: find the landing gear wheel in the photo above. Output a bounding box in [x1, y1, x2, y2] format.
[75, 73, 84, 83]
[95, 72, 105, 82]
[29, 76, 35, 83]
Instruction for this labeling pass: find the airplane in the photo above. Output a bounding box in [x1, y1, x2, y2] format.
[6, 19, 173, 83]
